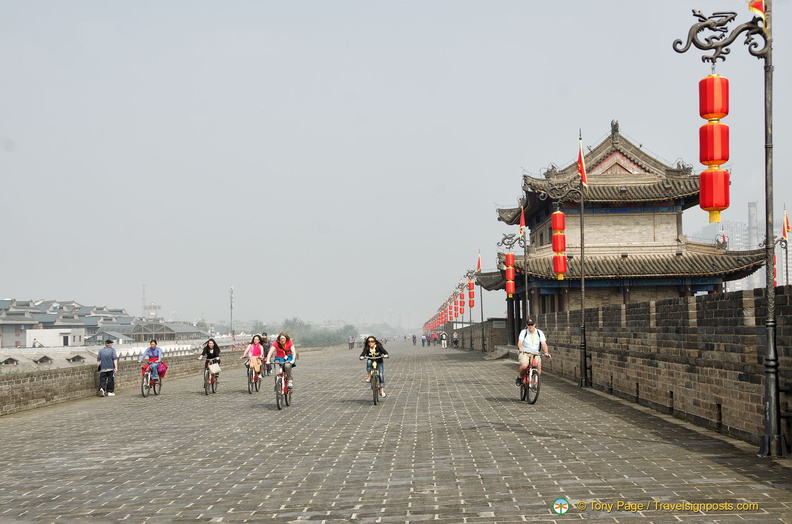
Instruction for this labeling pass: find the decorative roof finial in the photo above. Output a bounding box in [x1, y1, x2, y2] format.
[611, 120, 620, 135]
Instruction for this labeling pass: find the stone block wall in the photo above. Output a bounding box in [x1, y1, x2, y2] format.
[0, 350, 243, 415]
[538, 287, 791, 446]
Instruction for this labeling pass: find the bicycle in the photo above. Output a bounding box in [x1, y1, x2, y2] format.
[245, 359, 262, 394]
[141, 363, 162, 397]
[519, 353, 546, 404]
[203, 357, 220, 395]
[271, 360, 293, 410]
[364, 356, 385, 405]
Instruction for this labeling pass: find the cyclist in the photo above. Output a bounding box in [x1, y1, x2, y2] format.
[265, 332, 297, 389]
[197, 338, 221, 378]
[241, 334, 266, 379]
[359, 335, 389, 398]
[139, 339, 163, 383]
[260, 333, 272, 375]
[516, 319, 551, 386]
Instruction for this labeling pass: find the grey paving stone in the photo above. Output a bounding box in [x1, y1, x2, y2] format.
[0, 340, 790, 523]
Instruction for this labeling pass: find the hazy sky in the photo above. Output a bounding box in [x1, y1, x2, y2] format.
[1, 1, 790, 328]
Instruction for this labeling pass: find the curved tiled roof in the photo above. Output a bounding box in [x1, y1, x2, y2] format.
[493, 246, 764, 284]
[475, 271, 506, 291]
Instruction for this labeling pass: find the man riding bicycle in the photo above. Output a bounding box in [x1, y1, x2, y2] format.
[265, 332, 297, 389]
[516, 319, 551, 386]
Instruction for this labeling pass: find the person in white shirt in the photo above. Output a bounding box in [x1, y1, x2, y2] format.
[516, 319, 551, 386]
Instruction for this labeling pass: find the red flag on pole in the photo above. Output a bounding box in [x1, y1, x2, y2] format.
[577, 137, 588, 189]
[476, 251, 482, 273]
[519, 206, 525, 237]
[784, 209, 790, 241]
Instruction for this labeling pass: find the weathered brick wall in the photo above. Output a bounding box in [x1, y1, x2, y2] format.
[0, 343, 345, 416]
[456, 319, 508, 352]
[0, 350, 243, 415]
[538, 287, 791, 445]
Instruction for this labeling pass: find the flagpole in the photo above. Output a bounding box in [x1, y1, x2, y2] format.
[478, 251, 485, 352]
[578, 130, 589, 387]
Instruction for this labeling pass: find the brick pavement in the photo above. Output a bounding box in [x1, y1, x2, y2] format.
[0, 340, 790, 523]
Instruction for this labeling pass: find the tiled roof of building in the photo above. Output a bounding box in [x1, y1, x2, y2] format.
[494, 245, 764, 283]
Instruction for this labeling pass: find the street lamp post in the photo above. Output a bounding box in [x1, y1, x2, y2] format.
[673, 3, 787, 457]
[534, 170, 589, 387]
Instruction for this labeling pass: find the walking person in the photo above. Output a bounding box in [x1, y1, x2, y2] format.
[440, 331, 448, 349]
[348, 335, 355, 350]
[516, 319, 551, 386]
[433, 333, 438, 346]
[452, 331, 459, 348]
[97, 339, 118, 397]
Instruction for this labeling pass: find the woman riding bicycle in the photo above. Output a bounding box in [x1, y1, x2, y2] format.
[265, 332, 297, 389]
[139, 339, 163, 382]
[241, 335, 266, 379]
[197, 338, 221, 377]
[359, 336, 389, 397]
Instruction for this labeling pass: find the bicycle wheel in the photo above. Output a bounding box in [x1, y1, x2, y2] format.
[211, 374, 218, 393]
[520, 381, 528, 402]
[275, 377, 283, 410]
[204, 369, 211, 395]
[284, 385, 291, 406]
[254, 372, 261, 392]
[141, 373, 150, 397]
[371, 374, 380, 405]
[526, 370, 541, 404]
[153, 378, 162, 395]
[247, 368, 254, 394]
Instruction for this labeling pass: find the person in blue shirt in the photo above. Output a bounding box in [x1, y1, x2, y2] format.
[139, 339, 163, 381]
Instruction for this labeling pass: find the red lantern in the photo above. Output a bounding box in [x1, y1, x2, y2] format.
[468, 280, 474, 291]
[505, 252, 515, 266]
[700, 168, 730, 223]
[698, 74, 730, 223]
[552, 232, 566, 253]
[700, 74, 729, 120]
[551, 210, 565, 231]
[505, 267, 515, 281]
[468, 290, 474, 299]
[469, 299, 475, 308]
[699, 121, 730, 166]
[553, 254, 567, 279]
[505, 281, 516, 294]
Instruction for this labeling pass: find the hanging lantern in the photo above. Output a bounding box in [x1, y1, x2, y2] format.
[699, 121, 729, 166]
[553, 254, 568, 275]
[698, 74, 730, 223]
[469, 299, 475, 308]
[551, 209, 567, 280]
[468, 280, 474, 291]
[504, 252, 516, 297]
[700, 168, 730, 222]
[700, 74, 729, 120]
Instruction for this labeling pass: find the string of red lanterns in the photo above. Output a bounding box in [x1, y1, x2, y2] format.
[699, 73, 730, 223]
[551, 208, 567, 280]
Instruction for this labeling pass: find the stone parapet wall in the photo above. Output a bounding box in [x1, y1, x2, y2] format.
[0, 342, 347, 416]
[538, 287, 791, 445]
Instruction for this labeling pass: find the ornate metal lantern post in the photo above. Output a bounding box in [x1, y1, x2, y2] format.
[498, 232, 527, 348]
[673, 3, 787, 457]
[533, 168, 589, 387]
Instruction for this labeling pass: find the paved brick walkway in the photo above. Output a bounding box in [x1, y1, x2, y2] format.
[1, 340, 790, 523]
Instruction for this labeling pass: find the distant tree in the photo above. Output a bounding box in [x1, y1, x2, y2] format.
[251, 320, 266, 334]
[283, 317, 311, 333]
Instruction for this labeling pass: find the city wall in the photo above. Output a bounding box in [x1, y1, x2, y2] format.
[0, 342, 344, 416]
[455, 286, 792, 446]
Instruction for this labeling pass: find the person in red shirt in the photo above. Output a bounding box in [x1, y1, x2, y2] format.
[265, 332, 297, 389]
